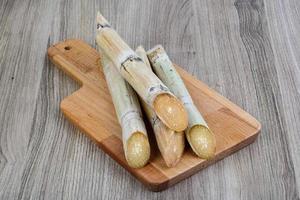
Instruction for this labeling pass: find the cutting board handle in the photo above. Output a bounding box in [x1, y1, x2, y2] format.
[47, 39, 101, 86]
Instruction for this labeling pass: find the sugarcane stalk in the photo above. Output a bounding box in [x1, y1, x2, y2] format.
[96, 12, 188, 132]
[100, 53, 150, 168]
[147, 45, 216, 159]
[136, 46, 185, 167]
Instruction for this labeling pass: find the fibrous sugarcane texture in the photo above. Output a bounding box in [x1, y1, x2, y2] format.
[101, 54, 150, 168]
[96, 12, 188, 132]
[136, 46, 185, 167]
[147, 45, 216, 159]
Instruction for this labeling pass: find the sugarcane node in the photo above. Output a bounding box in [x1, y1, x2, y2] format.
[121, 55, 143, 66]
[97, 23, 111, 29]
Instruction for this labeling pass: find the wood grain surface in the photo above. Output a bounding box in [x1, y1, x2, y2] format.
[0, 0, 299, 199]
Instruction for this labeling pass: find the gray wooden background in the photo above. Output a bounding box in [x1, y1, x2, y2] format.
[1, 0, 299, 199]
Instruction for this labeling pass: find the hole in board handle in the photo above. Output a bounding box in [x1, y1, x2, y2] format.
[64, 46, 71, 50]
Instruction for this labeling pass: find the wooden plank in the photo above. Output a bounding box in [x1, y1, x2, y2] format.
[0, 0, 61, 199]
[47, 39, 260, 191]
[264, 0, 300, 194]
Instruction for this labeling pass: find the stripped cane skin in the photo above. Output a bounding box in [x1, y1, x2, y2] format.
[147, 45, 216, 159]
[136, 46, 185, 167]
[101, 54, 150, 168]
[96, 12, 188, 132]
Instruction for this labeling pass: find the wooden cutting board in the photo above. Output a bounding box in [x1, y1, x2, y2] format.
[47, 39, 261, 191]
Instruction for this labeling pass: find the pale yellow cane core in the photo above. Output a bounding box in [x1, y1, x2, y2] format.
[188, 125, 216, 159]
[153, 93, 188, 132]
[126, 132, 150, 168]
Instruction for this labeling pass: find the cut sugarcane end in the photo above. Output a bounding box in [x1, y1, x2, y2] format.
[154, 121, 185, 167]
[187, 125, 216, 159]
[126, 132, 150, 168]
[166, 133, 185, 167]
[153, 93, 188, 132]
[163, 134, 185, 167]
[96, 11, 110, 27]
[162, 133, 185, 167]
